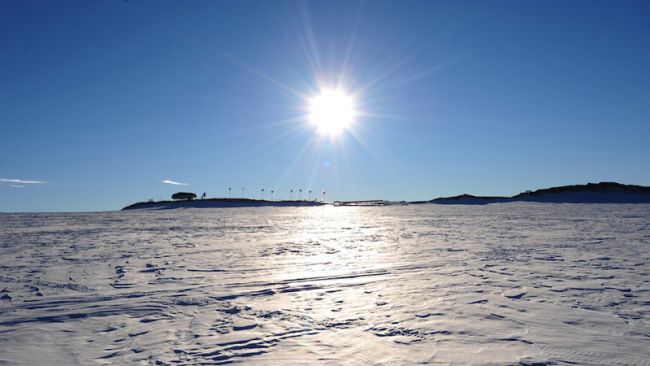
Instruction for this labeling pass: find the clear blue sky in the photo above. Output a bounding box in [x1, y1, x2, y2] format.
[1, 0, 649, 212]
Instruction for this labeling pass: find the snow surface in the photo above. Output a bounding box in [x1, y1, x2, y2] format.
[1, 204, 649, 365]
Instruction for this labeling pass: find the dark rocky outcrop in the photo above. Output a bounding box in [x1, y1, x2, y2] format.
[424, 182, 650, 205]
[122, 198, 326, 210]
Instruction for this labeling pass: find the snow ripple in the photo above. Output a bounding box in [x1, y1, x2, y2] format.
[1, 204, 649, 365]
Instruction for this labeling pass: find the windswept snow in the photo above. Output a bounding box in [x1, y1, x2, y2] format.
[1, 204, 649, 365]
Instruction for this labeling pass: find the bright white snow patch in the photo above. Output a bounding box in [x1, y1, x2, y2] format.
[0, 204, 649, 365]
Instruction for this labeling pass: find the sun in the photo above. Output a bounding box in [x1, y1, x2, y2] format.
[308, 88, 357, 136]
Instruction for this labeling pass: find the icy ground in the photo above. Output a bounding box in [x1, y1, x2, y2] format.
[1, 204, 649, 365]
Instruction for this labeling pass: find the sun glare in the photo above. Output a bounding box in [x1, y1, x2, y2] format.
[308, 89, 356, 136]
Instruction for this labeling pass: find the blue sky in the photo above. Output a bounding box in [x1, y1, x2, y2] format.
[1, 0, 649, 212]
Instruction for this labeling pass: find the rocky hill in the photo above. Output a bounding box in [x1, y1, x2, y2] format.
[426, 182, 650, 205]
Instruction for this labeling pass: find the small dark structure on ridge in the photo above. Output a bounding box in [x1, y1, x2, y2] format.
[172, 192, 197, 201]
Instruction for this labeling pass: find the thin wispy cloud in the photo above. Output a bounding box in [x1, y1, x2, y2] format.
[10, 185, 25, 188]
[0, 178, 46, 185]
[162, 179, 188, 186]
